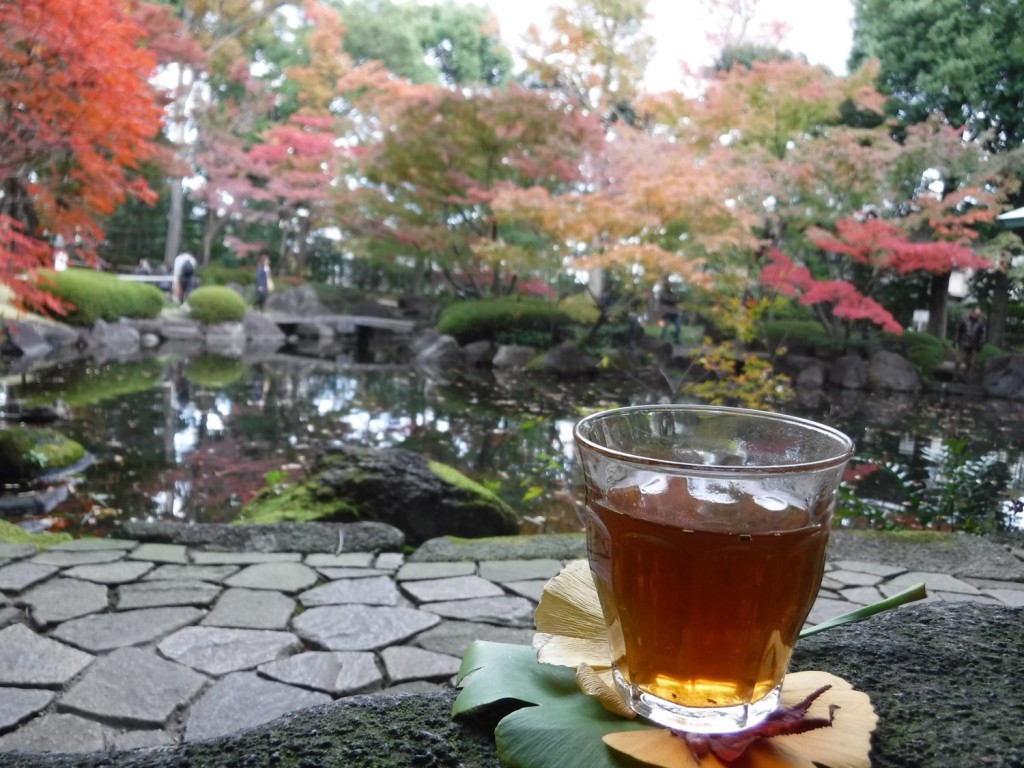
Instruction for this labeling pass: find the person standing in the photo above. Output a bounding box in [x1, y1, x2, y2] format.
[657, 279, 682, 344]
[955, 306, 987, 381]
[254, 254, 273, 311]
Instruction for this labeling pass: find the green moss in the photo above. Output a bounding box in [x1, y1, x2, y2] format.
[0, 520, 72, 547]
[39, 268, 164, 326]
[0, 426, 86, 481]
[236, 482, 358, 525]
[187, 286, 248, 324]
[427, 461, 505, 505]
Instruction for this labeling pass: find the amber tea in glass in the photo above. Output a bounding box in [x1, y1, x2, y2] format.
[574, 405, 853, 733]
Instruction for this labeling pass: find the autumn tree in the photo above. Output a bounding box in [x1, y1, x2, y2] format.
[520, 0, 653, 123]
[0, 0, 165, 312]
[347, 85, 605, 297]
[762, 216, 991, 337]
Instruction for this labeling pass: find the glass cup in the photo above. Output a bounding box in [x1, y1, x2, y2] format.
[573, 405, 854, 734]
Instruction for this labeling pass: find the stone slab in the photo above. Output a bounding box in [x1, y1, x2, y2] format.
[982, 588, 1024, 607]
[128, 543, 189, 564]
[0, 687, 54, 731]
[883, 571, 982, 596]
[144, 564, 240, 583]
[381, 646, 461, 683]
[49, 538, 137, 552]
[51, 606, 203, 652]
[412, 620, 537, 657]
[304, 553, 374, 568]
[419, 596, 535, 627]
[157, 626, 301, 675]
[19, 577, 109, 626]
[117, 580, 222, 610]
[201, 588, 295, 630]
[292, 604, 440, 651]
[824, 569, 884, 587]
[829, 559, 907, 578]
[0, 543, 37, 562]
[108, 729, 175, 751]
[838, 586, 886, 606]
[315, 567, 389, 580]
[61, 647, 207, 726]
[0, 561, 58, 592]
[31, 550, 126, 567]
[395, 562, 476, 582]
[401, 575, 504, 604]
[258, 651, 382, 695]
[477, 559, 562, 582]
[191, 552, 302, 565]
[502, 579, 546, 603]
[223, 561, 319, 593]
[374, 553, 404, 570]
[0, 712, 106, 754]
[0, 624, 94, 685]
[299, 575, 402, 607]
[806, 597, 856, 626]
[63, 560, 155, 585]
[184, 672, 330, 742]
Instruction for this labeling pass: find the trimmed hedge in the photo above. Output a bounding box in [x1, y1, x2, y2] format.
[437, 298, 573, 344]
[757, 319, 829, 350]
[40, 269, 164, 326]
[187, 286, 247, 324]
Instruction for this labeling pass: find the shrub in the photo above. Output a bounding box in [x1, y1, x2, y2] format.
[879, 330, 947, 379]
[976, 343, 1003, 367]
[757, 319, 829, 351]
[40, 269, 164, 326]
[436, 298, 573, 344]
[199, 264, 254, 288]
[557, 293, 600, 325]
[187, 286, 247, 324]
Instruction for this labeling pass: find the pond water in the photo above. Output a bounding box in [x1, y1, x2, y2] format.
[2, 352, 1023, 537]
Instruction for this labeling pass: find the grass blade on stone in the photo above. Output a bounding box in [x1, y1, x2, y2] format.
[800, 582, 928, 639]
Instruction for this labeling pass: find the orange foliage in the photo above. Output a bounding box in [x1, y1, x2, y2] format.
[0, 0, 165, 312]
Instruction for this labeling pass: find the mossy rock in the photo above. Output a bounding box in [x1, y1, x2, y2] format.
[0, 519, 72, 548]
[238, 445, 519, 545]
[0, 426, 86, 482]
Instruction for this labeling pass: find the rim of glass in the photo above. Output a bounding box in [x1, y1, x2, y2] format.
[573, 404, 855, 474]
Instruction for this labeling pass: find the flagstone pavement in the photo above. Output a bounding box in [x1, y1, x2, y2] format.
[1, 533, 1022, 758]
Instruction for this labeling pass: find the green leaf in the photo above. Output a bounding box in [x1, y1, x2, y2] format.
[452, 641, 579, 716]
[521, 486, 544, 502]
[497, 696, 653, 768]
[453, 641, 655, 768]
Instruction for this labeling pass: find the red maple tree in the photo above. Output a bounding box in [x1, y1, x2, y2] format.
[0, 0, 166, 312]
[761, 216, 991, 335]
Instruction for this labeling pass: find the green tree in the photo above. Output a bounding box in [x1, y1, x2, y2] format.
[851, 0, 1024, 149]
[333, 0, 512, 86]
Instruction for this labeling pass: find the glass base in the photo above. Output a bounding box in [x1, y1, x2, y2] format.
[613, 670, 782, 734]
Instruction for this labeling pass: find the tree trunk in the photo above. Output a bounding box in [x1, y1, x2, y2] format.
[926, 271, 951, 339]
[988, 268, 1010, 349]
[164, 179, 184, 267]
[201, 209, 221, 266]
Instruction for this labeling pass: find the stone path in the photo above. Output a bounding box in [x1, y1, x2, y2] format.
[1, 534, 1023, 757]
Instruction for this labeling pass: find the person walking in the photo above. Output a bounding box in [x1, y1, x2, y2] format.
[254, 254, 274, 311]
[954, 306, 986, 381]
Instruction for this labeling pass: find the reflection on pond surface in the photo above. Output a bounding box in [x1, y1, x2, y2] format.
[2, 353, 1023, 536]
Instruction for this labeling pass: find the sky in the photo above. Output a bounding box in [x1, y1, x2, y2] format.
[476, 0, 856, 91]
